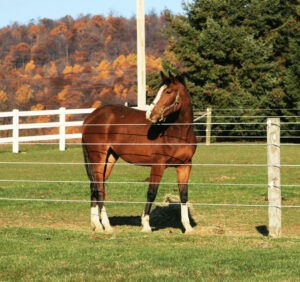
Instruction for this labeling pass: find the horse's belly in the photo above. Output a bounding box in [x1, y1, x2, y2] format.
[113, 145, 154, 165]
[113, 142, 195, 166]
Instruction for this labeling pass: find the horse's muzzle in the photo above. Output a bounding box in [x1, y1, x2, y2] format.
[146, 108, 162, 123]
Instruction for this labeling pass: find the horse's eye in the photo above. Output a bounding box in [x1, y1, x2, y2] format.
[166, 89, 172, 94]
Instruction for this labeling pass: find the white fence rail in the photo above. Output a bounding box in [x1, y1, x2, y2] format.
[0, 108, 94, 153]
[0, 107, 211, 153]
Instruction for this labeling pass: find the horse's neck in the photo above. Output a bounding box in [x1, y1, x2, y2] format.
[178, 106, 194, 124]
[175, 99, 195, 140]
[177, 96, 194, 124]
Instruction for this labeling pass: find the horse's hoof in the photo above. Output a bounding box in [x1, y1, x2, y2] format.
[184, 227, 194, 234]
[141, 227, 152, 232]
[94, 226, 105, 232]
[104, 226, 114, 233]
[91, 223, 104, 232]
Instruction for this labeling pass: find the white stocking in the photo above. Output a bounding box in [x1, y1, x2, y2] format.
[91, 206, 103, 232]
[100, 206, 113, 232]
[141, 212, 152, 232]
[181, 203, 193, 233]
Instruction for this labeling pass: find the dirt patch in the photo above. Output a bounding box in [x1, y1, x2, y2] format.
[199, 225, 226, 235]
[209, 175, 236, 182]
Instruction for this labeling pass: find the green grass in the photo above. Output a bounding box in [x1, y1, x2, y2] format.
[0, 143, 299, 281]
[1, 228, 299, 281]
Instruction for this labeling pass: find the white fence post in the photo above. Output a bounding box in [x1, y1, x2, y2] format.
[267, 118, 281, 238]
[12, 109, 19, 153]
[206, 107, 212, 145]
[59, 107, 66, 151]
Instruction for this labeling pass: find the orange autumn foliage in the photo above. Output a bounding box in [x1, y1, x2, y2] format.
[0, 13, 167, 110]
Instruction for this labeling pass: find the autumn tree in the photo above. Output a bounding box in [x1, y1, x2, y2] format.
[8, 42, 31, 68]
[16, 84, 34, 108]
[24, 60, 36, 73]
[0, 90, 9, 111]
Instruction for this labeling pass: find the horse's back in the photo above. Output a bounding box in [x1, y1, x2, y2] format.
[83, 105, 146, 127]
[82, 104, 149, 144]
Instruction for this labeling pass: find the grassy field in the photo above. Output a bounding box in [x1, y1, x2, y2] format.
[0, 144, 299, 281]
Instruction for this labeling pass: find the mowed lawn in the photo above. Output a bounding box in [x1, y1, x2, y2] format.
[0, 144, 299, 281]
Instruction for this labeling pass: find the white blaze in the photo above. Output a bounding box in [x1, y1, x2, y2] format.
[146, 85, 167, 121]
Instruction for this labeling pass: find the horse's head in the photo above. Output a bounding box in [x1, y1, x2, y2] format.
[146, 72, 184, 123]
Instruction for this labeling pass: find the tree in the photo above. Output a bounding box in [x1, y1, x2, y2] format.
[29, 103, 50, 135]
[16, 84, 34, 108]
[0, 90, 8, 111]
[8, 42, 31, 68]
[163, 0, 299, 138]
[48, 62, 58, 77]
[25, 60, 36, 73]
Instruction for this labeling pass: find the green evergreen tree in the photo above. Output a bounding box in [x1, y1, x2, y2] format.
[162, 0, 299, 139]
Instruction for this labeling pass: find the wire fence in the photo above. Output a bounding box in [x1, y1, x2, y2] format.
[0, 197, 299, 209]
[0, 112, 299, 237]
[0, 137, 299, 205]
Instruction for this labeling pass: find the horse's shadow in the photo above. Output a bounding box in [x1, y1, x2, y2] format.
[109, 204, 197, 232]
[256, 225, 269, 236]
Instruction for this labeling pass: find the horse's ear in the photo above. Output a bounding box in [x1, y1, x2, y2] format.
[169, 71, 175, 83]
[160, 71, 168, 83]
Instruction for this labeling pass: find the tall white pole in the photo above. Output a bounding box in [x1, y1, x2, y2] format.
[137, 0, 146, 110]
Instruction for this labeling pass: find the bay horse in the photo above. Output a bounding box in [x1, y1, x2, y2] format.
[82, 72, 197, 233]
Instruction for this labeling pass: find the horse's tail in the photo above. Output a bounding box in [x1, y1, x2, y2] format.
[82, 138, 93, 183]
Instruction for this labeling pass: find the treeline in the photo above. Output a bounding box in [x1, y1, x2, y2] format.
[0, 13, 166, 111]
[163, 0, 299, 140]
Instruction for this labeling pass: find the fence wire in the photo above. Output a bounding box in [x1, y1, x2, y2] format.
[0, 197, 299, 209]
[0, 116, 299, 211]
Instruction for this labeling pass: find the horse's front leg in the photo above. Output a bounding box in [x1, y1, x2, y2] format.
[177, 164, 194, 233]
[141, 165, 165, 232]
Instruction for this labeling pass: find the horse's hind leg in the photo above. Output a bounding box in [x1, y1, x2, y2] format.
[99, 149, 118, 232]
[83, 143, 103, 232]
[90, 184, 104, 232]
[89, 152, 106, 232]
[85, 145, 116, 232]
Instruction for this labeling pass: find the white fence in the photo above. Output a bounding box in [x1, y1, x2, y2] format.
[0, 108, 94, 153]
[0, 107, 212, 153]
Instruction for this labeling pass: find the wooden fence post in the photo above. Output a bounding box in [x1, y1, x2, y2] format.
[267, 118, 281, 237]
[12, 109, 19, 153]
[206, 108, 212, 145]
[59, 107, 66, 151]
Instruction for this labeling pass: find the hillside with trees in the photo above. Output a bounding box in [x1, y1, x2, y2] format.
[0, 13, 166, 112]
